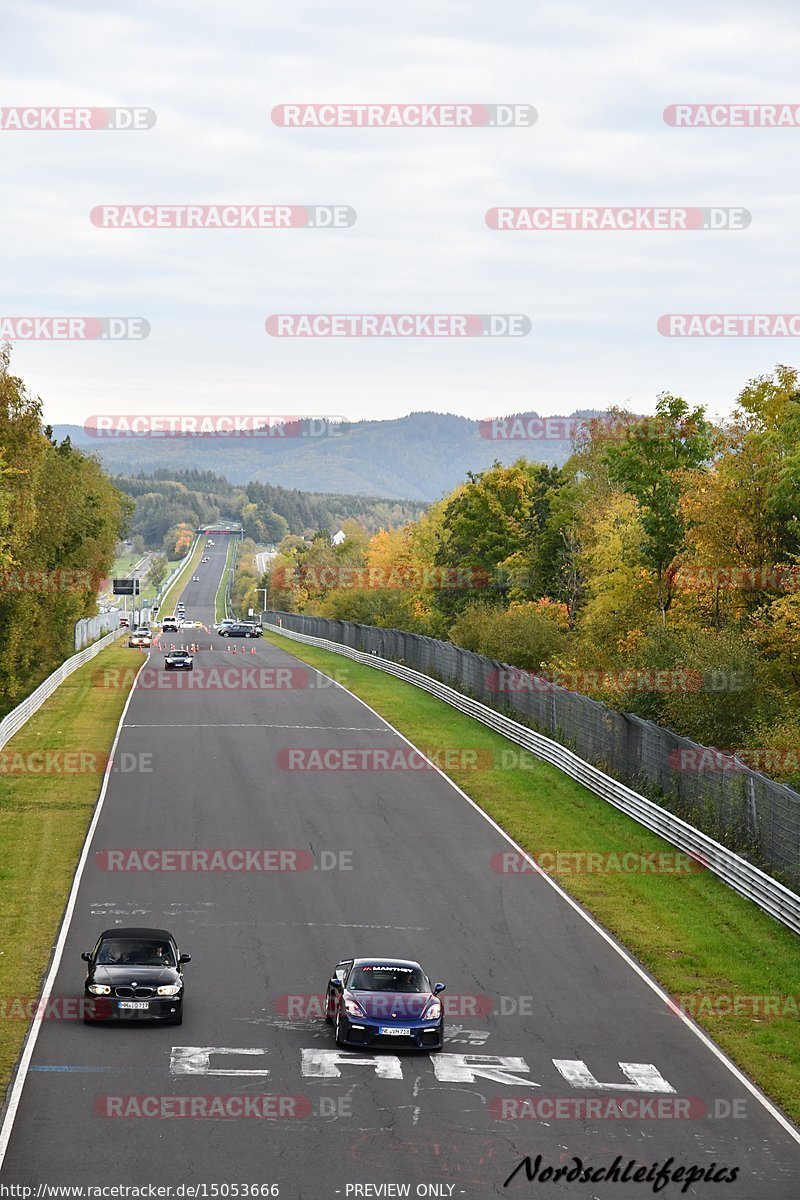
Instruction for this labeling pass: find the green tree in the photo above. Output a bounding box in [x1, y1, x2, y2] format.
[601, 394, 713, 621]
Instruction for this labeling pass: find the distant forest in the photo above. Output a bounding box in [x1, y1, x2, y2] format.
[113, 469, 427, 548]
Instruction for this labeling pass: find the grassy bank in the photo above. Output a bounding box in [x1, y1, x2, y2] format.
[0, 643, 141, 1099]
[263, 628, 800, 1125]
[215, 538, 235, 623]
[159, 538, 203, 616]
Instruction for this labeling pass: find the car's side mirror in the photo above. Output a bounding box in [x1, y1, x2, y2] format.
[329, 977, 343, 990]
[433, 982, 446, 994]
[81, 951, 92, 962]
[179, 953, 192, 964]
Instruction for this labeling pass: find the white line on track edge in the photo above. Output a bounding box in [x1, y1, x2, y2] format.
[0, 653, 151, 1170]
[269, 629, 800, 1147]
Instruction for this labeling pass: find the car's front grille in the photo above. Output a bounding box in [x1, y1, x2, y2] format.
[114, 987, 154, 999]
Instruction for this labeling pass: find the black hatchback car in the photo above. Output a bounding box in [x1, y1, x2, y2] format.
[82, 927, 190, 1023]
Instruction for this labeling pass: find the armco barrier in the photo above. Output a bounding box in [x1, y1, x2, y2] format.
[0, 628, 124, 753]
[264, 612, 800, 893]
[152, 537, 199, 613]
[265, 620, 800, 936]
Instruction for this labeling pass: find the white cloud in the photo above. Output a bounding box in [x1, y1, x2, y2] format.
[2, 0, 799, 425]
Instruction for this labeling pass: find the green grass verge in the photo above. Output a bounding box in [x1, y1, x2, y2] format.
[159, 538, 203, 617]
[264, 628, 800, 1125]
[215, 539, 235, 623]
[110, 551, 157, 602]
[111, 550, 140, 576]
[0, 642, 141, 1100]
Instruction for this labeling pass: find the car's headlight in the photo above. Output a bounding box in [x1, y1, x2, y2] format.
[88, 985, 111, 995]
[423, 999, 442, 1020]
[344, 997, 364, 1017]
[156, 984, 182, 997]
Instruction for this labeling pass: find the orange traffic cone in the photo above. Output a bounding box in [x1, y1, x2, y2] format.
[251, 646, 256, 654]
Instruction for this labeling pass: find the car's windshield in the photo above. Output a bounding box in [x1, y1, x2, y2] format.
[96, 940, 175, 967]
[349, 964, 428, 992]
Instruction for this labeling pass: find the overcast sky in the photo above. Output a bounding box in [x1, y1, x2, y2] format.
[2, 0, 800, 427]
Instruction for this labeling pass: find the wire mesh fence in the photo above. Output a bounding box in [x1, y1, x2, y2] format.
[74, 609, 121, 650]
[264, 610, 800, 892]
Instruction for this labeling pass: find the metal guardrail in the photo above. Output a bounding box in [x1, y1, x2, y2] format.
[0, 628, 125, 753]
[266, 621, 800, 936]
[153, 538, 199, 613]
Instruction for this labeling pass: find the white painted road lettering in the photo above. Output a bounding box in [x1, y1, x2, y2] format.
[431, 1054, 540, 1087]
[301, 1049, 404, 1079]
[170, 1046, 270, 1076]
[171, 1048, 673, 1093]
[552, 1059, 675, 1092]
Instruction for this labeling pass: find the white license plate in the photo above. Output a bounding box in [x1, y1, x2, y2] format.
[379, 1026, 411, 1036]
[118, 1000, 149, 1010]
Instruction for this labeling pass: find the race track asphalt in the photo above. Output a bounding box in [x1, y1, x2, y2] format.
[1, 538, 798, 1197]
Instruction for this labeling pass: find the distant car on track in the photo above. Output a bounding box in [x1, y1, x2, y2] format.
[119, 616, 129, 629]
[128, 630, 152, 648]
[218, 623, 261, 638]
[164, 649, 194, 671]
[161, 615, 180, 633]
[82, 927, 191, 1024]
[182, 620, 204, 629]
[325, 957, 445, 1050]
